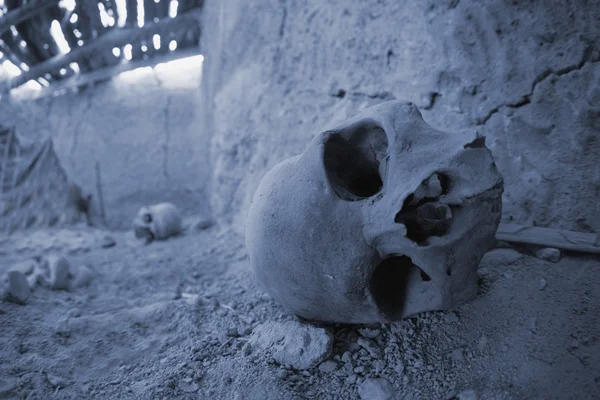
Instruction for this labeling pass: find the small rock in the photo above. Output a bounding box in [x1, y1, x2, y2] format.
[444, 313, 459, 323]
[477, 336, 488, 351]
[451, 348, 464, 364]
[248, 320, 333, 370]
[44, 256, 71, 290]
[46, 374, 69, 388]
[354, 366, 365, 374]
[178, 380, 199, 393]
[457, 389, 478, 400]
[101, 236, 116, 249]
[5, 271, 31, 305]
[480, 248, 523, 267]
[70, 266, 94, 290]
[538, 278, 548, 290]
[346, 375, 357, 384]
[0, 377, 17, 396]
[358, 328, 381, 339]
[318, 360, 338, 373]
[357, 338, 382, 358]
[534, 247, 561, 263]
[358, 378, 396, 400]
[227, 327, 239, 337]
[8, 259, 35, 275]
[529, 317, 537, 332]
[242, 342, 252, 356]
[195, 218, 215, 230]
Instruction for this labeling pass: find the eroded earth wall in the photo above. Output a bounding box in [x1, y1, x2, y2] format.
[1, 62, 209, 230]
[201, 0, 600, 235]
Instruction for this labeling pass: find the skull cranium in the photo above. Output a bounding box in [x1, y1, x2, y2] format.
[133, 202, 182, 242]
[246, 100, 503, 324]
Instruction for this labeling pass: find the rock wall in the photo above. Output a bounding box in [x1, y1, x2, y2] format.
[201, 0, 600, 235]
[1, 58, 209, 230]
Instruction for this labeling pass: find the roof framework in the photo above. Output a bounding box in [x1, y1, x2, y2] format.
[0, 0, 203, 92]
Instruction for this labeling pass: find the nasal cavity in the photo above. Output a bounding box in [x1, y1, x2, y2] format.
[395, 173, 452, 245]
[323, 123, 388, 201]
[370, 255, 429, 319]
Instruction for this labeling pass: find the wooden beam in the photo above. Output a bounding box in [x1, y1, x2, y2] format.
[496, 223, 600, 255]
[8, 10, 201, 89]
[0, 0, 61, 36]
[21, 47, 203, 100]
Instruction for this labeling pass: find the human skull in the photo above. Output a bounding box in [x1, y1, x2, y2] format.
[246, 100, 503, 324]
[133, 202, 182, 242]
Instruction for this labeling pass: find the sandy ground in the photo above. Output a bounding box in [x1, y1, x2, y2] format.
[1, 223, 599, 399]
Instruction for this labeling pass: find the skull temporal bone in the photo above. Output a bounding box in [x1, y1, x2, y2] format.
[246, 100, 503, 324]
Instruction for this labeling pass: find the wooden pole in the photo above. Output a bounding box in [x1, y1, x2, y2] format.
[8, 10, 201, 89]
[496, 223, 600, 255]
[0, 0, 60, 36]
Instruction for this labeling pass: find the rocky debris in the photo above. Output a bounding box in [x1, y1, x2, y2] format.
[249, 320, 333, 370]
[3, 270, 31, 305]
[358, 378, 397, 400]
[538, 278, 548, 290]
[534, 247, 561, 263]
[444, 313, 460, 324]
[358, 327, 381, 339]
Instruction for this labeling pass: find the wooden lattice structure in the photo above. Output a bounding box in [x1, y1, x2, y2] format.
[0, 0, 203, 93]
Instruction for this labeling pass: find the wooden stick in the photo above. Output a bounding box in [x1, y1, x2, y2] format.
[496, 223, 600, 255]
[8, 10, 201, 89]
[0, 0, 60, 36]
[95, 161, 107, 226]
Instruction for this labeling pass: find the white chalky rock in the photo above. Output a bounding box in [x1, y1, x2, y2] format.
[4, 270, 31, 305]
[133, 202, 182, 241]
[358, 378, 397, 400]
[248, 320, 333, 370]
[246, 100, 504, 323]
[42, 255, 71, 290]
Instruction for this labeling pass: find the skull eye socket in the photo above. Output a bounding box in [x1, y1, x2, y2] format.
[323, 124, 388, 201]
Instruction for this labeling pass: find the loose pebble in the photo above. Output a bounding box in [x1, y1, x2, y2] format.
[5, 271, 31, 305]
[46, 374, 70, 388]
[534, 247, 561, 263]
[0, 377, 17, 396]
[318, 360, 338, 373]
[457, 389, 479, 400]
[358, 378, 396, 400]
[358, 328, 381, 339]
[444, 313, 459, 323]
[248, 320, 333, 370]
[101, 236, 116, 248]
[178, 380, 199, 393]
[70, 266, 94, 290]
[538, 278, 548, 290]
[480, 248, 523, 267]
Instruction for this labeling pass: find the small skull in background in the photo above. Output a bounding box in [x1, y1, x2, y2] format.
[246, 100, 504, 324]
[133, 203, 182, 242]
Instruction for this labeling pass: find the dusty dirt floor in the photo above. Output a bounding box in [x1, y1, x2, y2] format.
[1, 221, 599, 399]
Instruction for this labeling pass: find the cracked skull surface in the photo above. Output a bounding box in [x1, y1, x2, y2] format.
[246, 100, 504, 324]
